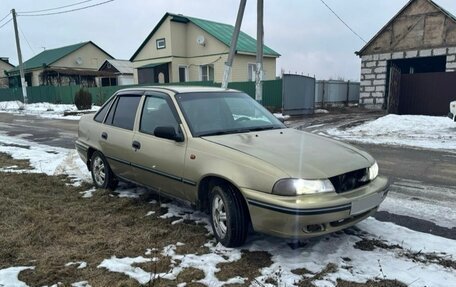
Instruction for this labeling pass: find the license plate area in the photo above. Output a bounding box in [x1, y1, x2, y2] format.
[350, 192, 383, 215]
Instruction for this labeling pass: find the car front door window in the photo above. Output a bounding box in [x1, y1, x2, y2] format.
[140, 96, 179, 136]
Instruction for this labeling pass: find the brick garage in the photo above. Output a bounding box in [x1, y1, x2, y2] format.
[356, 0, 456, 115]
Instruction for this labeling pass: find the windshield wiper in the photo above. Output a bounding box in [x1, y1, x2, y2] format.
[199, 126, 283, 137]
[199, 129, 250, 137]
[248, 126, 282, 132]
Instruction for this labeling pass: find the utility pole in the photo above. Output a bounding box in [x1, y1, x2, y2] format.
[221, 0, 247, 89]
[255, 0, 264, 103]
[12, 9, 28, 104]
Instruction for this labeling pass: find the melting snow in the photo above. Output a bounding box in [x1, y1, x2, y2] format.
[0, 101, 99, 120]
[327, 114, 456, 151]
[0, 133, 91, 184]
[0, 266, 34, 287]
[65, 261, 87, 269]
[80, 188, 96, 198]
[71, 281, 91, 287]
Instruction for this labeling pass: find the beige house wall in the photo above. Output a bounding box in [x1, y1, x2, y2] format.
[231, 54, 276, 82]
[135, 19, 172, 62]
[31, 70, 41, 86]
[52, 43, 112, 70]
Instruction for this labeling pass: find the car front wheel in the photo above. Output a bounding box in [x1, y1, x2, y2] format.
[90, 151, 118, 190]
[210, 181, 248, 247]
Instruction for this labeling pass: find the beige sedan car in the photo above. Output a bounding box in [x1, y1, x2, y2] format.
[76, 86, 389, 247]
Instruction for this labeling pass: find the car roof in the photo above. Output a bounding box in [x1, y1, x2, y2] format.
[117, 86, 239, 94]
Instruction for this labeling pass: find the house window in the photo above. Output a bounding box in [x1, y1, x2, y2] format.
[156, 38, 166, 49]
[200, 64, 214, 81]
[248, 63, 256, 81]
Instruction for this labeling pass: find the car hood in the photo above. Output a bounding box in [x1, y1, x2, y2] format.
[203, 128, 373, 179]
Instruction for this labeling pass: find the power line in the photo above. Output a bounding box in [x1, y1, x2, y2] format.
[18, 0, 114, 17]
[0, 11, 11, 23]
[319, 0, 367, 44]
[19, 25, 36, 55]
[19, 0, 94, 14]
[0, 18, 12, 30]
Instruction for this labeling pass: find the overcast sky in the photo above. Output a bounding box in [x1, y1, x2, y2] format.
[1, 0, 454, 81]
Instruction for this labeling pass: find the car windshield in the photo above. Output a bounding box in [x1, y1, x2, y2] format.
[176, 92, 286, 137]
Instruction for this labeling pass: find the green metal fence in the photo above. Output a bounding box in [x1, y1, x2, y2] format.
[0, 80, 283, 110]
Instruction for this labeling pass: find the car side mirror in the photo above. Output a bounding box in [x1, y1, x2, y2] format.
[154, 126, 184, 142]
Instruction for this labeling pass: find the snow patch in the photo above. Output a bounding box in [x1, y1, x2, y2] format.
[71, 281, 91, 287]
[0, 133, 91, 184]
[0, 266, 35, 287]
[65, 261, 87, 269]
[327, 114, 456, 151]
[0, 101, 99, 121]
[80, 188, 96, 198]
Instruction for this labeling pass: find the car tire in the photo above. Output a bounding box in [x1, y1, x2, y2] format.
[90, 151, 118, 190]
[209, 181, 248, 247]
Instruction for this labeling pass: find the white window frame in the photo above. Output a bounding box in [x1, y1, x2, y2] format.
[156, 38, 166, 49]
[200, 64, 214, 81]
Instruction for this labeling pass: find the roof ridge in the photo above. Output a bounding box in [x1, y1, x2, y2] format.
[357, 0, 456, 55]
[43, 41, 89, 52]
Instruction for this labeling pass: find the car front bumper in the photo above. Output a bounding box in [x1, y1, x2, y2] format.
[449, 112, 455, 122]
[242, 176, 389, 239]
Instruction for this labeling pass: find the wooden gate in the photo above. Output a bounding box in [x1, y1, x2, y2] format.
[399, 72, 456, 116]
[387, 64, 401, 114]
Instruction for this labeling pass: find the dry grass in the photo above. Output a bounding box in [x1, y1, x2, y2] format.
[216, 250, 272, 285]
[0, 153, 31, 170]
[0, 157, 209, 286]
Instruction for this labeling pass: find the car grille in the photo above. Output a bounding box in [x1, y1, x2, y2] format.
[329, 168, 369, 193]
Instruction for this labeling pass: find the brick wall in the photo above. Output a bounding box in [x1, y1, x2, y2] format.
[359, 47, 456, 109]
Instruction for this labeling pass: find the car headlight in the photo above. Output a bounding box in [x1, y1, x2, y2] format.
[272, 179, 335, 196]
[367, 161, 379, 181]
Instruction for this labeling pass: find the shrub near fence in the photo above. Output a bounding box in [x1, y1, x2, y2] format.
[0, 80, 283, 110]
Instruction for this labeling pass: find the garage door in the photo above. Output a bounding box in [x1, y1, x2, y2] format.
[399, 72, 456, 116]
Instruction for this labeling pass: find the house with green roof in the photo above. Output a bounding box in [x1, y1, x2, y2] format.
[7, 41, 113, 87]
[130, 12, 280, 84]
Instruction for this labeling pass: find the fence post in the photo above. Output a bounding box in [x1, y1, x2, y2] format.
[346, 80, 350, 107]
[321, 81, 325, 108]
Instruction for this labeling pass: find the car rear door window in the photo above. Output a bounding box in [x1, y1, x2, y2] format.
[109, 95, 141, 130]
[94, 97, 114, 123]
[105, 97, 119, 125]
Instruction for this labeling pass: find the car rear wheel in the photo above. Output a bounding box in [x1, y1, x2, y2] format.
[90, 151, 118, 190]
[209, 181, 248, 247]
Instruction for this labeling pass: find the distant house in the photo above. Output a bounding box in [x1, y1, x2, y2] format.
[7, 41, 113, 87]
[0, 57, 14, 88]
[98, 59, 134, 86]
[130, 12, 280, 84]
[356, 0, 456, 116]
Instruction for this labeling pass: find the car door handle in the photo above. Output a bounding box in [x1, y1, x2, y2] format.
[132, 140, 141, 150]
[101, 132, 108, 140]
